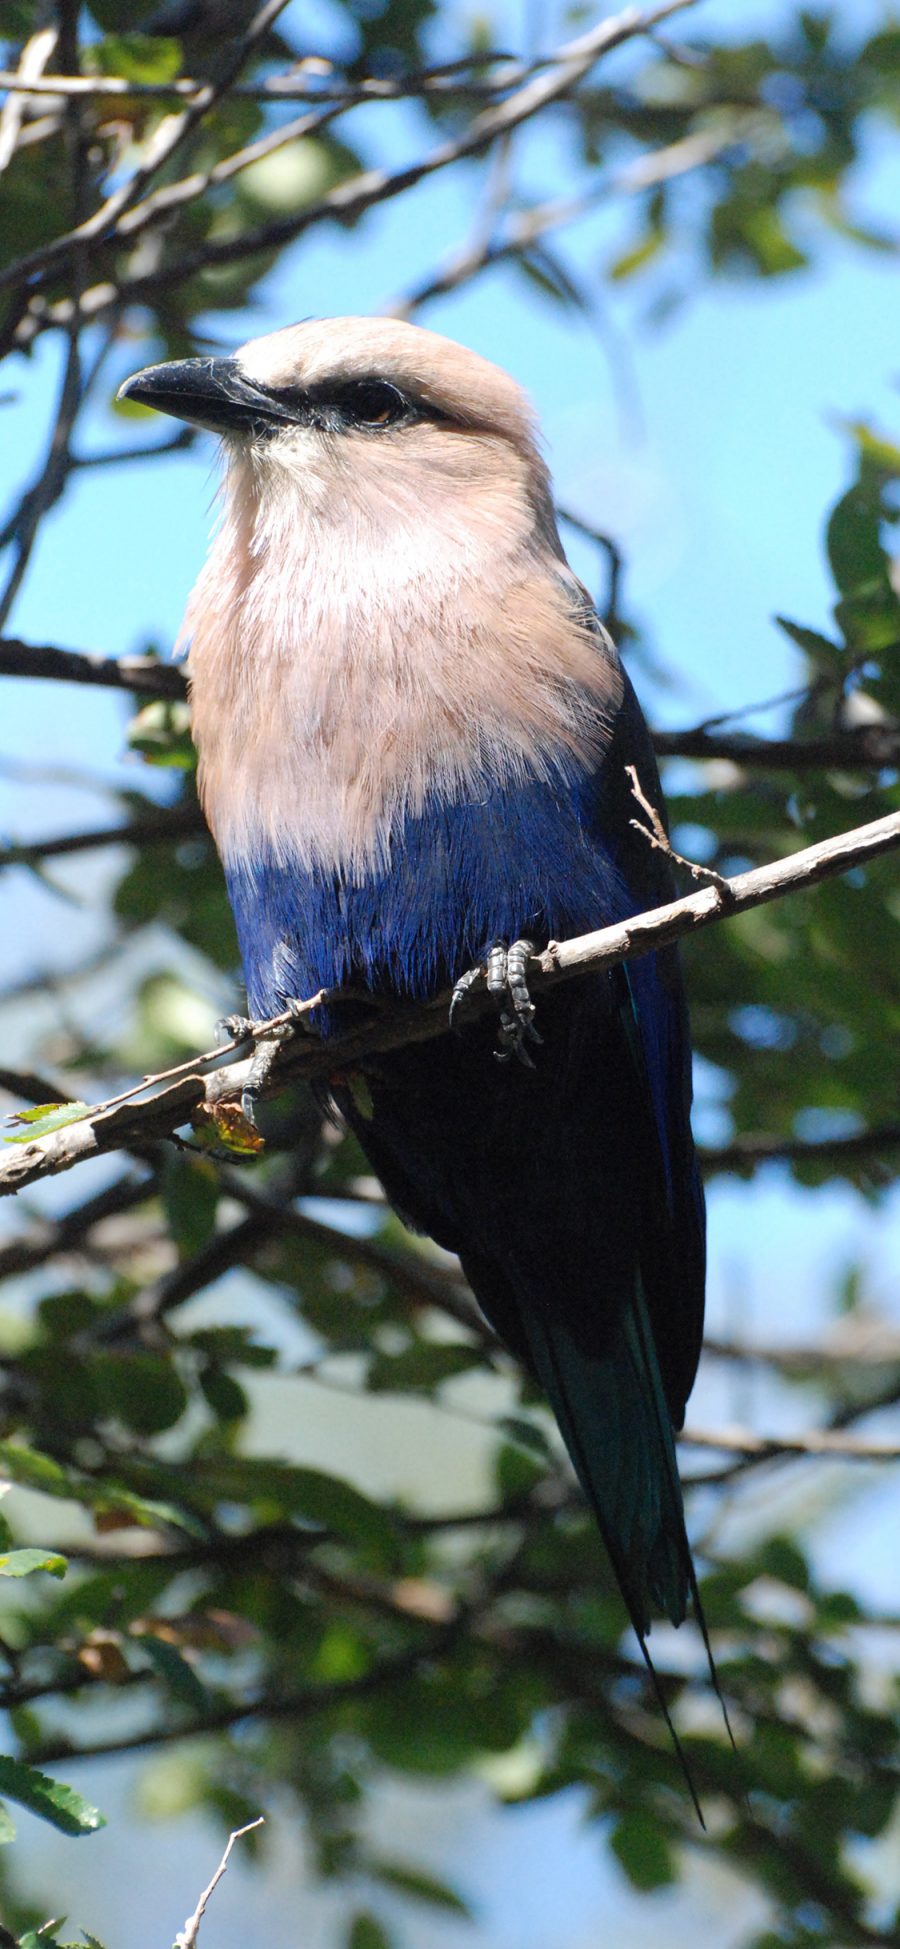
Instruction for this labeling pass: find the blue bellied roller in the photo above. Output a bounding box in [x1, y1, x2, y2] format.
[120, 318, 707, 1666]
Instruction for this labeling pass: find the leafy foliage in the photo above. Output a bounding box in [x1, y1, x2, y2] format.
[0, 4, 898, 1947]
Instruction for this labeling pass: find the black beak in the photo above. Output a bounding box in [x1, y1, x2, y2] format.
[117, 355, 292, 435]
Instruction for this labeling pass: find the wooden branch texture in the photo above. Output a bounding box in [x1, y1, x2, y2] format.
[2, 805, 898, 1200]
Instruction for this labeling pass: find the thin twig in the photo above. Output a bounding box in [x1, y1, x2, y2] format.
[651, 721, 900, 770]
[174, 1818, 265, 1949]
[0, 21, 58, 176]
[0, 1166, 156, 1279]
[0, 51, 542, 108]
[704, 1329, 900, 1374]
[0, 296, 83, 630]
[626, 762, 733, 897]
[0, 0, 292, 292]
[1, 801, 207, 866]
[701, 1121, 900, 1176]
[10, 0, 698, 325]
[388, 124, 735, 323]
[681, 1425, 900, 1462]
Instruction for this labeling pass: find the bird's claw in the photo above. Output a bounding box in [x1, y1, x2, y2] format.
[239, 1020, 294, 1123]
[449, 962, 485, 1031]
[491, 938, 542, 1068]
[450, 937, 542, 1066]
[215, 1011, 256, 1047]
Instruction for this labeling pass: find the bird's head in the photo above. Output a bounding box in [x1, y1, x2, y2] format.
[118, 316, 558, 550]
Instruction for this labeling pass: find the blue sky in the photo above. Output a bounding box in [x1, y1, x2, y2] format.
[1, 2, 899, 1941]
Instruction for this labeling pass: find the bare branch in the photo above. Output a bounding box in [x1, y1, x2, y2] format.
[4, 638, 895, 771]
[1, 801, 206, 867]
[0, 0, 292, 292]
[0, 1166, 156, 1279]
[2, 802, 898, 1201]
[174, 1818, 264, 1949]
[0, 51, 541, 108]
[0, 292, 83, 629]
[701, 1122, 900, 1176]
[682, 1425, 900, 1462]
[388, 124, 736, 323]
[626, 761, 733, 896]
[652, 721, 900, 770]
[9, 0, 698, 322]
[0, 636, 187, 697]
[0, 22, 58, 175]
[704, 1328, 900, 1374]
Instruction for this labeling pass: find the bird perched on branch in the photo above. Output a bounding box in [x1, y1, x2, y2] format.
[121, 319, 707, 1681]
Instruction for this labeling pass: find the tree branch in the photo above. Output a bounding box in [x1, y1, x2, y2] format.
[0, 636, 187, 696]
[174, 1819, 264, 1949]
[652, 720, 900, 770]
[1, 800, 206, 867]
[700, 1121, 900, 1176]
[9, 0, 697, 327]
[0, 0, 292, 293]
[3, 637, 897, 771]
[2, 804, 898, 1200]
[681, 1425, 900, 1463]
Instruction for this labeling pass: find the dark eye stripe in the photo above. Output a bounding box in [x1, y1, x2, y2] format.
[257, 375, 449, 434]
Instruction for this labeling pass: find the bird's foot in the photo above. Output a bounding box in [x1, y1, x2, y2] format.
[215, 998, 322, 1123]
[450, 938, 542, 1068]
[215, 1012, 255, 1047]
[221, 987, 385, 1123]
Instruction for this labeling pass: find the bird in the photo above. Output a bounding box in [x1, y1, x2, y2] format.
[120, 317, 709, 1693]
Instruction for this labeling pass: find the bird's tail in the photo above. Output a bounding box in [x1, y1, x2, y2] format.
[522, 1276, 716, 1814]
[521, 1276, 691, 1637]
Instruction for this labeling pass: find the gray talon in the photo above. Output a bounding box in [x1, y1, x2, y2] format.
[450, 961, 486, 1031]
[240, 1021, 294, 1122]
[453, 937, 540, 1062]
[216, 1012, 254, 1047]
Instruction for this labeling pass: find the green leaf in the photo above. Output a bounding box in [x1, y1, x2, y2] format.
[0, 1548, 66, 1580]
[844, 419, 900, 472]
[610, 1812, 676, 1891]
[608, 222, 665, 281]
[127, 698, 195, 769]
[0, 1441, 70, 1495]
[369, 1860, 471, 1916]
[0, 1756, 104, 1837]
[775, 616, 844, 666]
[366, 1342, 482, 1394]
[199, 1367, 248, 1423]
[757, 1535, 810, 1591]
[347, 1917, 393, 1949]
[0, 1440, 202, 1535]
[0, 1799, 15, 1843]
[90, 32, 182, 82]
[93, 1351, 188, 1436]
[497, 1416, 555, 1461]
[826, 479, 890, 597]
[138, 1635, 212, 1714]
[4, 1102, 91, 1144]
[363, 1668, 524, 1775]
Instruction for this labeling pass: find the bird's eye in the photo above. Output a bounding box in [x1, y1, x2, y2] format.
[337, 380, 408, 428]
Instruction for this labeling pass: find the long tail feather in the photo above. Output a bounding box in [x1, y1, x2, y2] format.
[520, 1279, 710, 1814]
